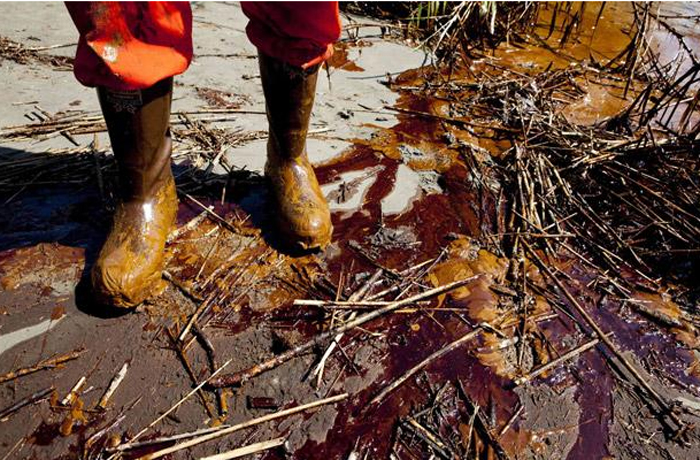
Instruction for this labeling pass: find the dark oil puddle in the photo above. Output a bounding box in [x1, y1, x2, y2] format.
[28, 416, 98, 459]
[28, 421, 64, 446]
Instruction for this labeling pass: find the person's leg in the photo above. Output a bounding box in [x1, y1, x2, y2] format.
[241, 2, 340, 69]
[65, 2, 192, 308]
[65, 1, 193, 90]
[242, 2, 341, 250]
[91, 78, 177, 308]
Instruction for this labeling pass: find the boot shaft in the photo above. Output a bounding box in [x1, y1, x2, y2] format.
[98, 78, 173, 201]
[258, 53, 319, 160]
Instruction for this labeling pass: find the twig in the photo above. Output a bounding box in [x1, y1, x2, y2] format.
[368, 327, 482, 407]
[0, 386, 54, 420]
[112, 425, 224, 452]
[97, 362, 129, 409]
[209, 276, 482, 388]
[124, 359, 232, 447]
[1, 436, 25, 460]
[167, 207, 212, 243]
[312, 269, 383, 387]
[513, 337, 600, 386]
[84, 397, 141, 454]
[179, 296, 213, 342]
[403, 417, 453, 459]
[166, 328, 216, 419]
[464, 404, 479, 459]
[294, 299, 431, 307]
[162, 270, 205, 303]
[0, 348, 85, 383]
[199, 437, 285, 460]
[192, 325, 227, 417]
[457, 380, 510, 460]
[183, 192, 240, 235]
[138, 394, 347, 460]
[498, 404, 524, 438]
[61, 376, 87, 406]
[27, 42, 77, 51]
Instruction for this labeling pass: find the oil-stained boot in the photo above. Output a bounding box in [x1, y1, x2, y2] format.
[92, 78, 177, 308]
[259, 53, 333, 250]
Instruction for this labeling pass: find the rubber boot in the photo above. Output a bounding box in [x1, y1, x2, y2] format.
[92, 78, 177, 308]
[258, 53, 333, 251]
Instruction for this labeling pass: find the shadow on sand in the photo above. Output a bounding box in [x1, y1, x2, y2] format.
[0, 144, 311, 318]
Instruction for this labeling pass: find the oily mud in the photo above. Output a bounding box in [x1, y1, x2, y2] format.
[0, 88, 696, 460]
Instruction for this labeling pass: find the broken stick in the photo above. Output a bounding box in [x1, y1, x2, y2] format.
[113, 425, 225, 452]
[369, 327, 483, 407]
[97, 362, 129, 409]
[0, 348, 85, 384]
[513, 337, 599, 386]
[61, 376, 87, 406]
[126, 359, 232, 446]
[209, 275, 482, 388]
[294, 299, 431, 307]
[457, 379, 510, 460]
[199, 437, 285, 460]
[312, 269, 383, 387]
[166, 328, 216, 419]
[139, 393, 347, 460]
[0, 386, 54, 420]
